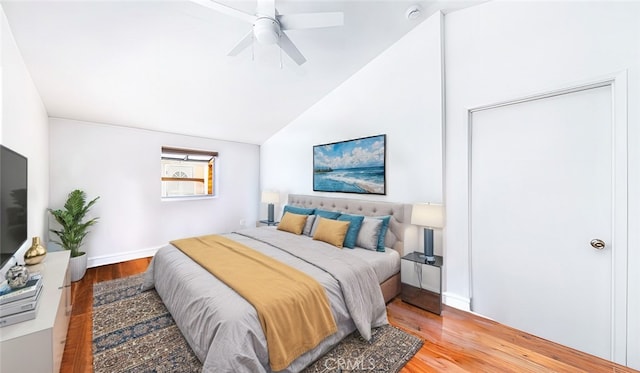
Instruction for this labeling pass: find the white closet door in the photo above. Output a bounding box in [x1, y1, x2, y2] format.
[470, 84, 623, 361]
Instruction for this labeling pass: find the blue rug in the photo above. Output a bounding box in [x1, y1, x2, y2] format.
[92, 275, 423, 373]
[92, 275, 201, 372]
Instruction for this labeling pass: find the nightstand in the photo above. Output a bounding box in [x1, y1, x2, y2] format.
[258, 220, 279, 227]
[400, 252, 442, 315]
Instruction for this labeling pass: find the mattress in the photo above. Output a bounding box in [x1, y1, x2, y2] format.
[143, 227, 388, 372]
[261, 225, 400, 284]
[344, 247, 400, 284]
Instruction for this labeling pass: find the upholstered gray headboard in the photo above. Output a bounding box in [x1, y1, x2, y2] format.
[287, 194, 409, 256]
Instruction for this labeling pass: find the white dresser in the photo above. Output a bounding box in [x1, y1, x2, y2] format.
[0, 250, 72, 373]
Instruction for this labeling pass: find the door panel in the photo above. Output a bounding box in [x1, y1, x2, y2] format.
[470, 85, 613, 359]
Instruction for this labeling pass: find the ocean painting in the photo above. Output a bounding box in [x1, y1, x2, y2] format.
[313, 134, 386, 195]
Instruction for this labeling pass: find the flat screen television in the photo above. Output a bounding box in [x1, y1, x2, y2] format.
[0, 145, 28, 269]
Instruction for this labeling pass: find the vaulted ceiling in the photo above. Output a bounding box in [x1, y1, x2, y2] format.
[2, 0, 474, 144]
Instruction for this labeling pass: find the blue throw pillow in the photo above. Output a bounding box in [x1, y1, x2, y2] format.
[337, 214, 365, 249]
[314, 209, 341, 220]
[375, 216, 391, 252]
[283, 205, 315, 216]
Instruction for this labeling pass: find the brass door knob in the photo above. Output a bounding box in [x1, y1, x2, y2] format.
[590, 239, 606, 250]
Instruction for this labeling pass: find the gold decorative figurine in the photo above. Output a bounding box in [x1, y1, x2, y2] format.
[24, 236, 47, 265]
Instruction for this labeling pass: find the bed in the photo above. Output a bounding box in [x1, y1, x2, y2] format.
[142, 194, 409, 372]
[286, 194, 407, 303]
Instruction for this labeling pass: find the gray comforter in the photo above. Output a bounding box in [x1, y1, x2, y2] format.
[142, 227, 388, 372]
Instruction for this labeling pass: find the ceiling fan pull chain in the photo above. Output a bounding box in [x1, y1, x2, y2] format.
[279, 39, 283, 69]
[251, 33, 255, 62]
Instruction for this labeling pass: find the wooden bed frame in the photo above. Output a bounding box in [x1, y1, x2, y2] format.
[287, 194, 410, 303]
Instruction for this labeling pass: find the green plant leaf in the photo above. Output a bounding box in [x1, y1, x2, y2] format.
[48, 189, 99, 256]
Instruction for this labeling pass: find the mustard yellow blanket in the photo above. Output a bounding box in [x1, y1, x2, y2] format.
[171, 234, 337, 371]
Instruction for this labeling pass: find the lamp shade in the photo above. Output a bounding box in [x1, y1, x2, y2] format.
[411, 203, 444, 228]
[261, 191, 280, 204]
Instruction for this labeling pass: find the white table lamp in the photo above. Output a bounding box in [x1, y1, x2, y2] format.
[411, 203, 444, 263]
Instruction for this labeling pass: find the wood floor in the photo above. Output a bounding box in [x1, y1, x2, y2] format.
[61, 258, 637, 373]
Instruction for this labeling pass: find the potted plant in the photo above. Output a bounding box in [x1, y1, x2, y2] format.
[49, 189, 100, 282]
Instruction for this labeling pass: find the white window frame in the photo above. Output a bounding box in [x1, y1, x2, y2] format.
[161, 146, 218, 200]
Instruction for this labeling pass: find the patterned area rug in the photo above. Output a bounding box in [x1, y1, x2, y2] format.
[93, 275, 423, 373]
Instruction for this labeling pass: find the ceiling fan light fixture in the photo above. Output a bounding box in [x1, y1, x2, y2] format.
[253, 17, 280, 45]
[191, 0, 343, 65]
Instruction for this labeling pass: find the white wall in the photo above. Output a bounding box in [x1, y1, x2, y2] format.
[0, 6, 49, 275]
[260, 12, 444, 251]
[49, 118, 260, 267]
[444, 1, 640, 368]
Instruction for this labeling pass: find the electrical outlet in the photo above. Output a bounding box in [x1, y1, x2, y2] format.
[239, 219, 246, 227]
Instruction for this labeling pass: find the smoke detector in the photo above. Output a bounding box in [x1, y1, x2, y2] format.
[405, 5, 422, 20]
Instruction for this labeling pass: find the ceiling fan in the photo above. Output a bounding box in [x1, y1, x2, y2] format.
[190, 0, 344, 65]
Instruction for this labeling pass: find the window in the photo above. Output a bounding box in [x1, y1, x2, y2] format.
[161, 146, 218, 198]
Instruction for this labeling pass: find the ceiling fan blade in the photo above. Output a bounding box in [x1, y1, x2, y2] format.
[278, 12, 344, 30]
[256, 0, 276, 19]
[278, 32, 306, 65]
[227, 31, 253, 56]
[190, 0, 255, 24]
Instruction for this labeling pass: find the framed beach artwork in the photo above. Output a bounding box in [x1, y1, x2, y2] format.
[313, 134, 386, 195]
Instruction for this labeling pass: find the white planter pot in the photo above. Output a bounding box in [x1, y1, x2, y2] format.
[69, 253, 88, 282]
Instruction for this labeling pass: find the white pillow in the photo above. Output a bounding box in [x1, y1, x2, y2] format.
[302, 214, 317, 236]
[356, 217, 383, 251]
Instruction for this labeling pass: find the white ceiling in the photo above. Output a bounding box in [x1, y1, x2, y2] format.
[2, 0, 472, 144]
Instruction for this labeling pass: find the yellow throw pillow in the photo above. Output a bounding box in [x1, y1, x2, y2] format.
[277, 212, 308, 235]
[312, 217, 350, 248]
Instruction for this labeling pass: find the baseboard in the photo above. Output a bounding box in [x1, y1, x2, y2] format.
[88, 246, 161, 268]
[443, 292, 471, 311]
